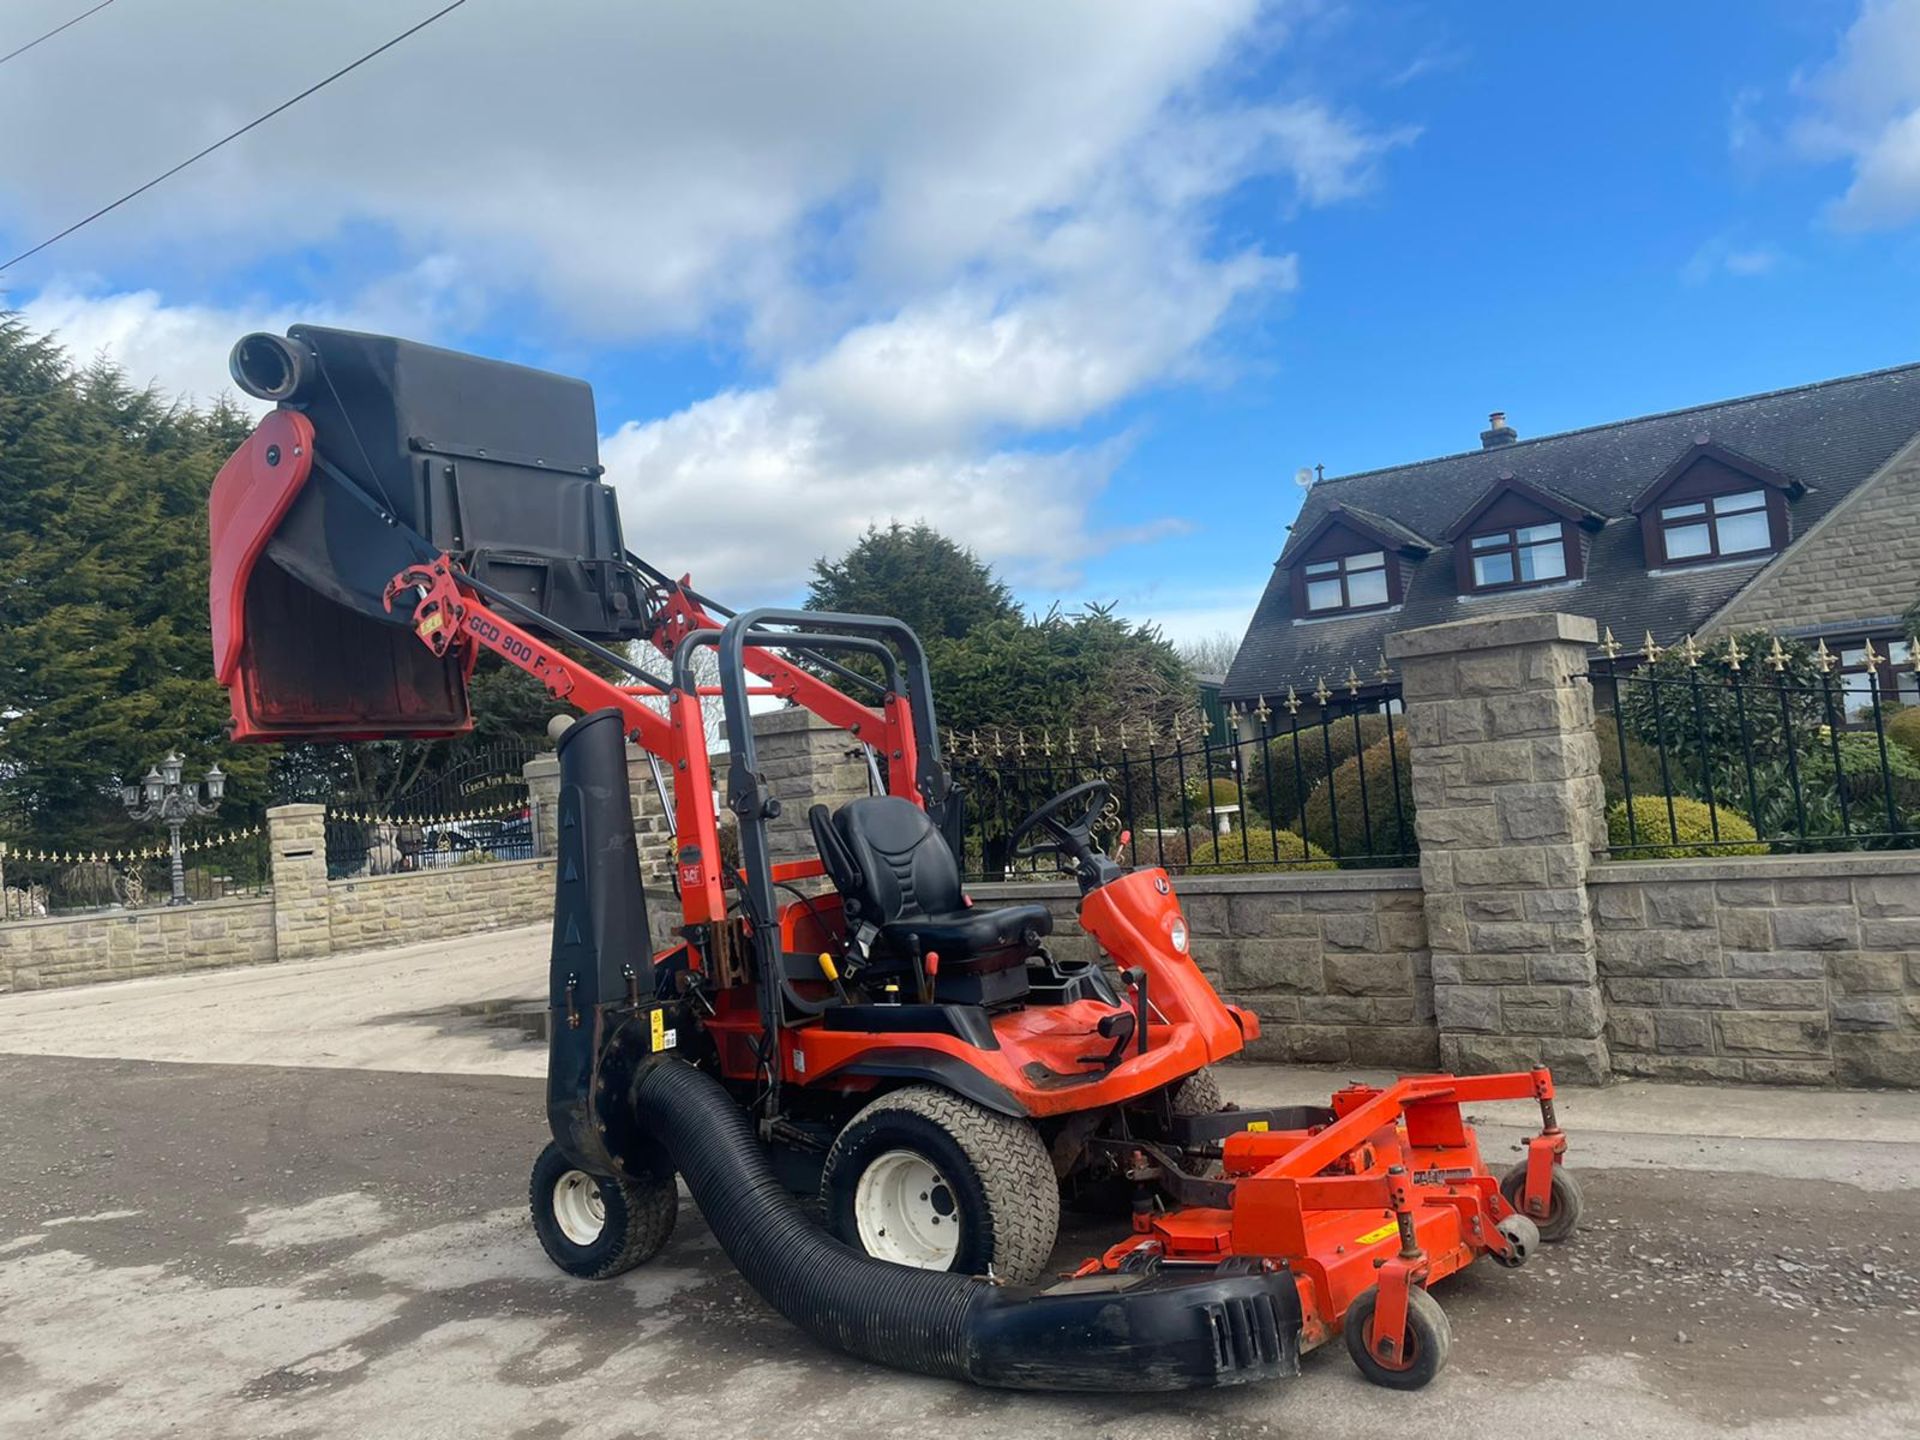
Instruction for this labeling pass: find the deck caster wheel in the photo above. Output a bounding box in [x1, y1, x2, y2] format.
[1344, 1284, 1451, 1390]
[529, 1141, 677, 1279]
[821, 1085, 1059, 1285]
[1500, 1161, 1584, 1243]
[1491, 1213, 1540, 1269]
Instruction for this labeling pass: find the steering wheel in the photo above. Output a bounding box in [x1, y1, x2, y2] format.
[1007, 779, 1113, 864]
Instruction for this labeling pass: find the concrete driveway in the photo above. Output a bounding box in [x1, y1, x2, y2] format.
[2, 925, 1918, 1438]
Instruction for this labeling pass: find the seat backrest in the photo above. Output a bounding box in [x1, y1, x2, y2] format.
[823, 796, 963, 925]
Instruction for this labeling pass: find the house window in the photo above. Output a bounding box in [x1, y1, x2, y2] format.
[1468, 522, 1567, 590]
[1838, 639, 1919, 723]
[1657, 489, 1772, 564]
[1303, 551, 1389, 613]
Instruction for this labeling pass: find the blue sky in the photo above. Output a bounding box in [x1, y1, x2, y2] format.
[3, 0, 1918, 649]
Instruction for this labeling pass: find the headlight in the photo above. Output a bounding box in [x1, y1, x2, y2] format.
[1168, 915, 1189, 953]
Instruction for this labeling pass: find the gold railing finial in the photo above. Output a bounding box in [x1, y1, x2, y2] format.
[1724, 634, 1746, 671]
[1679, 633, 1702, 668]
[1284, 685, 1301, 716]
[1813, 637, 1835, 674]
[1766, 635, 1790, 672]
[1642, 630, 1663, 664]
[1599, 626, 1621, 660]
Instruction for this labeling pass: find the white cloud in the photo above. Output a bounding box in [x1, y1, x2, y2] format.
[2, 1, 1410, 605]
[1790, 0, 1920, 227]
[1680, 235, 1783, 285]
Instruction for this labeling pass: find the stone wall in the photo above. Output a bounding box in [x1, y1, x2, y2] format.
[328, 858, 557, 952]
[972, 871, 1435, 1069]
[0, 896, 276, 991]
[1590, 853, 1920, 1087]
[1709, 432, 1920, 634]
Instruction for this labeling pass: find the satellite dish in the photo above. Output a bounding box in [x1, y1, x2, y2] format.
[1294, 467, 1315, 489]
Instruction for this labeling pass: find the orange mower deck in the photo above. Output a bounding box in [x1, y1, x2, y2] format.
[1075, 1067, 1577, 1387]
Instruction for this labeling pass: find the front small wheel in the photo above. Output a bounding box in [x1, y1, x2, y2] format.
[529, 1141, 677, 1279]
[1500, 1160, 1584, 1243]
[1344, 1284, 1451, 1390]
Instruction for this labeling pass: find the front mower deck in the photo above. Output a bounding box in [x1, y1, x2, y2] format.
[1075, 1066, 1577, 1388]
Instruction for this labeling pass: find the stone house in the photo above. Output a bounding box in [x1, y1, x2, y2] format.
[1223, 363, 1920, 723]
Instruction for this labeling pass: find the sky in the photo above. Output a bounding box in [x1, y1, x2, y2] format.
[4, 0, 1920, 650]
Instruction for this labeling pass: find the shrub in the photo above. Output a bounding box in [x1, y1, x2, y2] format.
[1246, 713, 1402, 825]
[1300, 738, 1415, 861]
[1184, 825, 1335, 873]
[1617, 631, 1824, 775]
[1605, 795, 1765, 859]
[1884, 706, 1920, 767]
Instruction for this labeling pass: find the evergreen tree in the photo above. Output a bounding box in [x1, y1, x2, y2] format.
[803, 521, 1188, 741]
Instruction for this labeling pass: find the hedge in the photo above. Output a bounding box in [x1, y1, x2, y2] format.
[1300, 738, 1415, 861]
[1605, 795, 1765, 859]
[1184, 825, 1336, 873]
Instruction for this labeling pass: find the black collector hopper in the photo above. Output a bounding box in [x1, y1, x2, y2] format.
[209, 327, 646, 740]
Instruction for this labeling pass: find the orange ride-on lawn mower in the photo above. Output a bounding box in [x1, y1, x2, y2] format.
[208, 325, 1583, 1392]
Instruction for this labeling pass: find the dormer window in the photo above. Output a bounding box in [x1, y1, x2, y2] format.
[1468, 522, 1568, 589]
[1443, 473, 1600, 595]
[1283, 504, 1429, 619]
[1632, 439, 1800, 569]
[1304, 550, 1388, 612]
[1655, 489, 1770, 563]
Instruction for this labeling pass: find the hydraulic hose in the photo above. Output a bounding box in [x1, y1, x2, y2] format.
[630, 1056, 1303, 1391]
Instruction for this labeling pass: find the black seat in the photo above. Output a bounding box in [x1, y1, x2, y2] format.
[810, 797, 1051, 1003]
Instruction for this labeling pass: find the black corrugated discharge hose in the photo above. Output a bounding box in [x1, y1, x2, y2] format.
[631, 1055, 1302, 1391]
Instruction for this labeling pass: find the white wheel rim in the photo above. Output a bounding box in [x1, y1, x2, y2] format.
[852, 1149, 961, 1269]
[552, 1169, 607, 1247]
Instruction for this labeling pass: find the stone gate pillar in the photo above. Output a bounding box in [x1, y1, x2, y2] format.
[1386, 613, 1611, 1083]
[266, 803, 331, 962]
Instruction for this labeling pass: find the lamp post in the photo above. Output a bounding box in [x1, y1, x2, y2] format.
[122, 753, 225, 905]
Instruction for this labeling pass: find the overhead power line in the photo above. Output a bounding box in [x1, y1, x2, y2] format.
[0, 0, 118, 70]
[0, 0, 470, 274]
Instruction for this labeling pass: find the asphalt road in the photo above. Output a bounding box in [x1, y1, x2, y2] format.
[2, 929, 1918, 1438]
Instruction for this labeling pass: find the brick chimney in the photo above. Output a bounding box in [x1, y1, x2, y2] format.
[1480, 410, 1517, 449]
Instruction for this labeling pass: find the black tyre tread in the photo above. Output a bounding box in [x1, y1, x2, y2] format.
[1499, 1160, 1584, 1243]
[1344, 1284, 1451, 1390]
[823, 1085, 1060, 1286]
[529, 1141, 678, 1280]
[1170, 1068, 1224, 1115]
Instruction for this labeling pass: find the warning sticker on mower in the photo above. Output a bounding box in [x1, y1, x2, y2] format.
[649, 1010, 676, 1051]
[1355, 1221, 1399, 1246]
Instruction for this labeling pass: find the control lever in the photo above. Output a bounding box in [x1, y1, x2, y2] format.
[1123, 965, 1149, 1055]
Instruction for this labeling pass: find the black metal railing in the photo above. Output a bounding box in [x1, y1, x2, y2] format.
[1592, 632, 1920, 857]
[321, 741, 542, 876]
[1, 819, 272, 920]
[946, 698, 1414, 881]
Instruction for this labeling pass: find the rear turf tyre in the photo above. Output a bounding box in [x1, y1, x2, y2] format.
[1499, 1161, 1584, 1243]
[529, 1140, 677, 1279]
[1170, 1067, 1224, 1115]
[821, 1085, 1059, 1285]
[1344, 1284, 1451, 1390]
